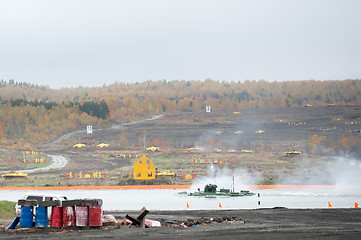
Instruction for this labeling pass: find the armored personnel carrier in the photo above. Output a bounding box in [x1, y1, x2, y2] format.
[285, 150, 302, 156]
[1, 172, 28, 179]
[188, 184, 255, 197]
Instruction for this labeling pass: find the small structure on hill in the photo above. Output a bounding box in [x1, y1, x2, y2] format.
[133, 155, 155, 180]
[285, 150, 302, 156]
[146, 146, 160, 152]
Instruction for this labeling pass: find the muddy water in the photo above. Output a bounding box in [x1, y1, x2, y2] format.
[1, 187, 360, 210]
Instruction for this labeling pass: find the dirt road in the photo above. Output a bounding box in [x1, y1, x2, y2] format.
[1, 208, 360, 239]
[45, 114, 164, 145]
[21, 155, 68, 174]
[0, 155, 68, 175]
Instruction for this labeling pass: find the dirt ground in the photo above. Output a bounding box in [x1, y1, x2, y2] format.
[1, 208, 361, 239]
[2, 106, 361, 187]
[1, 107, 361, 239]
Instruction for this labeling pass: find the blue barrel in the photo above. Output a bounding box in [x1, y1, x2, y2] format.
[19, 206, 34, 228]
[35, 206, 48, 227]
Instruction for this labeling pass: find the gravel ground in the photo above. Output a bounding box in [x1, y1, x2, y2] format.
[1, 208, 361, 239]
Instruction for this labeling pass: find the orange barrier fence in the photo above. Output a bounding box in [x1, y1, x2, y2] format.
[23, 151, 40, 156]
[118, 154, 138, 158]
[247, 185, 361, 189]
[11, 158, 47, 163]
[193, 159, 226, 164]
[331, 117, 343, 120]
[64, 171, 107, 179]
[0, 185, 192, 191]
[1, 185, 361, 191]
[345, 121, 361, 125]
[288, 121, 306, 125]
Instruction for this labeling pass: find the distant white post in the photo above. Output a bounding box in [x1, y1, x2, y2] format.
[87, 125, 93, 134]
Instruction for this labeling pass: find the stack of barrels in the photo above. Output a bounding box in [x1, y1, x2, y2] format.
[18, 198, 103, 228]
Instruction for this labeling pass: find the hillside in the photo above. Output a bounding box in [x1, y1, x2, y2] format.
[1, 105, 360, 187]
[0, 79, 360, 148]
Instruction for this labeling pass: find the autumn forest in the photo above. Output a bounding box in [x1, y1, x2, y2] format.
[0, 79, 360, 148]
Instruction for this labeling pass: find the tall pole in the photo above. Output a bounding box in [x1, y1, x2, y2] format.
[232, 176, 235, 192]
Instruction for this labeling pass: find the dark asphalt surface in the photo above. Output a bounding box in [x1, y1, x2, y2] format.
[1, 208, 361, 239]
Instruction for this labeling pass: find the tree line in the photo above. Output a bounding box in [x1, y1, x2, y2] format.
[0, 79, 360, 147]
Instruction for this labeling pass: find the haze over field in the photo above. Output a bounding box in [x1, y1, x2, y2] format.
[1, 0, 360, 89]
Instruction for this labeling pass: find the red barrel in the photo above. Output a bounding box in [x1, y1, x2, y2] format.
[62, 206, 76, 227]
[75, 206, 88, 227]
[50, 206, 63, 227]
[89, 206, 102, 226]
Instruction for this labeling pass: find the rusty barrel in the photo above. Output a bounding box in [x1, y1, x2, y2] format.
[50, 206, 62, 227]
[75, 206, 88, 227]
[62, 206, 76, 227]
[19, 206, 34, 228]
[35, 206, 48, 227]
[89, 206, 102, 226]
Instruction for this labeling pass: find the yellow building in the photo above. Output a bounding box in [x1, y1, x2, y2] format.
[133, 155, 155, 180]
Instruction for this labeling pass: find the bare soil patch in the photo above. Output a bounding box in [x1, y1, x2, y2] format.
[1, 106, 361, 187]
[1, 208, 360, 239]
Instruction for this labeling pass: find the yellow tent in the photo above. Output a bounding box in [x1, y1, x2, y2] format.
[133, 155, 155, 180]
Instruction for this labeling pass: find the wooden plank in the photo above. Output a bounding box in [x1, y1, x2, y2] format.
[83, 198, 103, 206]
[38, 200, 60, 207]
[62, 199, 82, 207]
[124, 207, 150, 228]
[18, 200, 37, 206]
[137, 207, 149, 228]
[137, 207, 149, 219]
[125, 214, 141, 226]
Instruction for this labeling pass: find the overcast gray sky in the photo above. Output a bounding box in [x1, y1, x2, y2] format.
[1, 0, 360, 89]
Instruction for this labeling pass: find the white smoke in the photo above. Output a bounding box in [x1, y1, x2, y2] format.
[190, 166, 260, 192]
[193, 130, 219, 152]
[277, 155, 361, 188]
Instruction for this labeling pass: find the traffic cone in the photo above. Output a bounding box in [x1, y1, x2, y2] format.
[186, 202, 190, 208]
[219, 202, 222, 208]
[355, 202, 359, 208]
[328, 201, 332, 208]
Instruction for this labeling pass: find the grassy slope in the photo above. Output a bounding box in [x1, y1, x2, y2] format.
[1, 106, 360, 187]
[0, 201, 16, 219]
